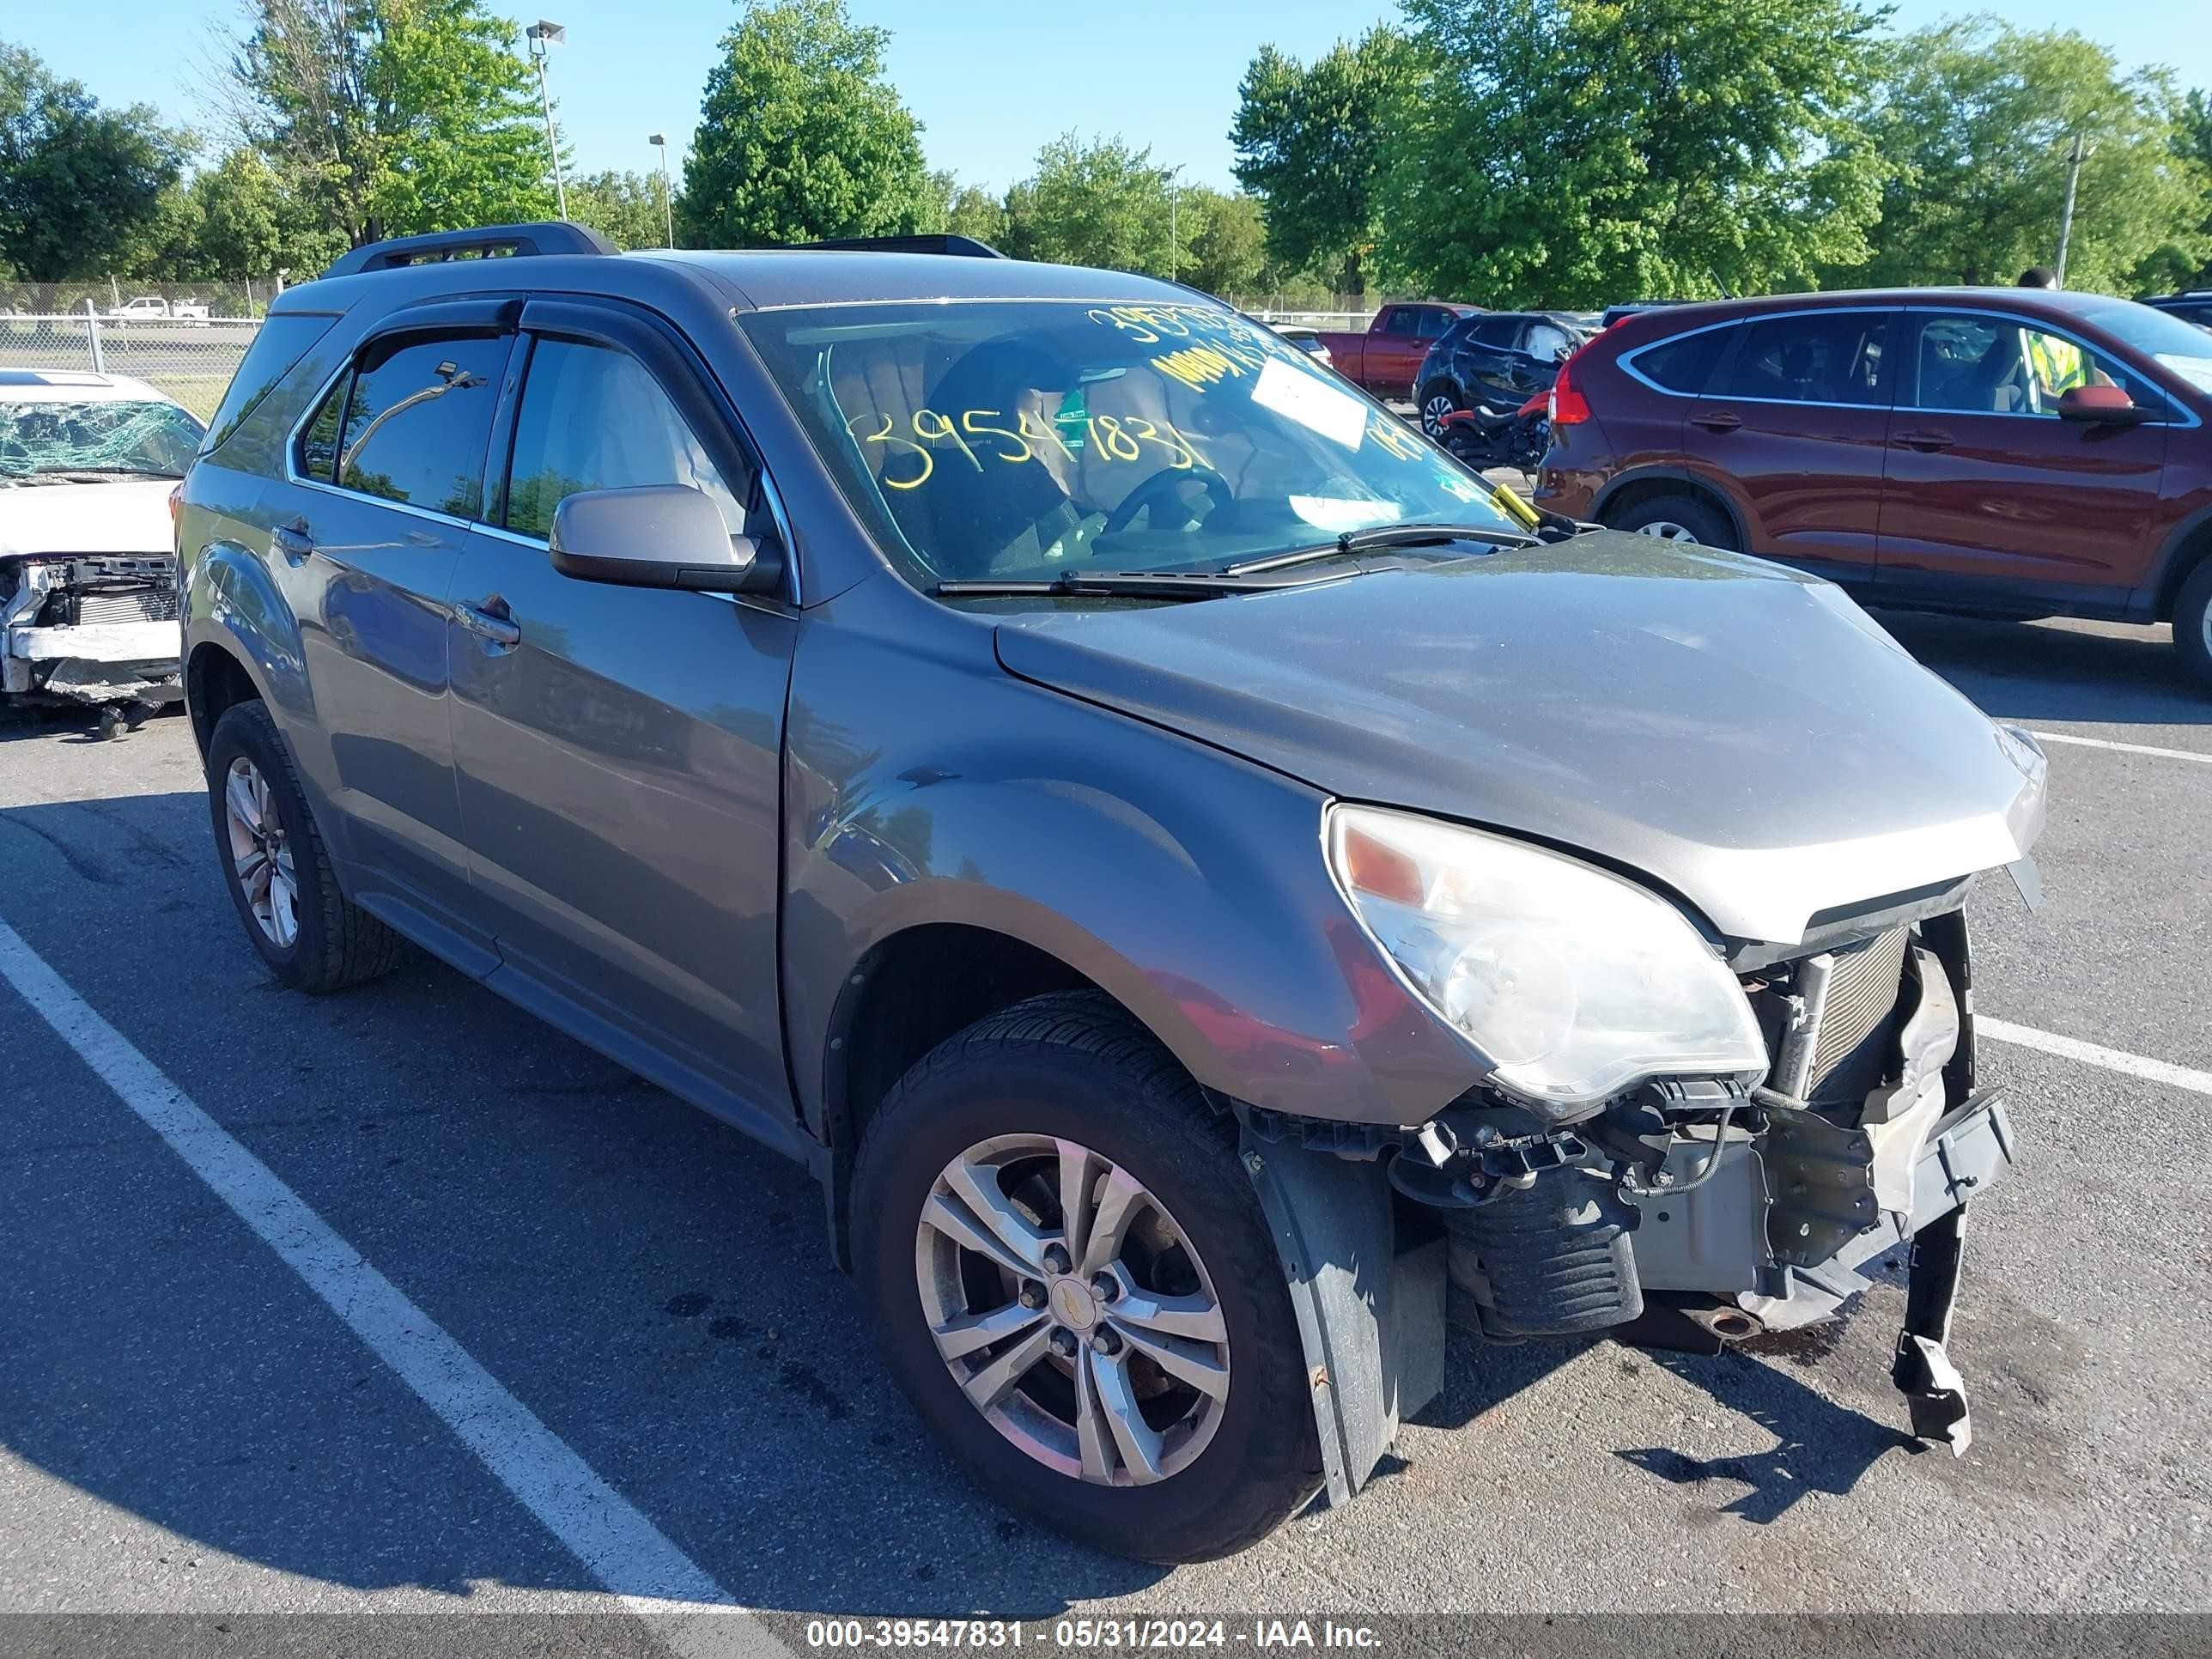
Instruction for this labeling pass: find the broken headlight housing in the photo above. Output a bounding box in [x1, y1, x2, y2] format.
[1325, 804, 1767, 1118]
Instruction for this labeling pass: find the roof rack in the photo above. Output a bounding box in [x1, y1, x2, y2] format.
[320, 222, 617, 280]
[794, 234, 1008, 259]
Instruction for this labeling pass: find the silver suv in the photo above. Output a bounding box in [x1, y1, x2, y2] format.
[177, 224, 2045, 1562]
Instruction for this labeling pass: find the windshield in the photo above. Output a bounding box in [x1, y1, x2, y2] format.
[738, 300, 1519, 586]
[0, 398, 204, 482]
[2079, 300, 2212, 398]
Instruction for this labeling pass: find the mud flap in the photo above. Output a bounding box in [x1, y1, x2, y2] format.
[1892, 1199, 1972, 1454]
[1240, 1133, 1444, 1507]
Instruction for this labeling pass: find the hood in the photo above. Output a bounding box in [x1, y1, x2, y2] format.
[992, 534, 2045, 948]
[0, 478, 177, 559]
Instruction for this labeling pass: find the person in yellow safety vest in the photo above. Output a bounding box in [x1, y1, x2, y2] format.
[2014, 266, 2103, 410]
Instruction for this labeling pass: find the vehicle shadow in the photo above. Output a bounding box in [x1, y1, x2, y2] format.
[1869, 609, 2207, 726]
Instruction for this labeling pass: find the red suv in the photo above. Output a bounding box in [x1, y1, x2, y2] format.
[1534, 289, 2212, 688]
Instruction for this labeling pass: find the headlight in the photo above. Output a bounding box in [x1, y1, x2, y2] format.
[1324, 805, 1767, 1116]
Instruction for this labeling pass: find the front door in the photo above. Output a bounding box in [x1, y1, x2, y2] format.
[1877, 308, 2171, 605]
[1681, 307, 1896, 584]
[278, 317, 515, 956]
[446, 304, 796, 1111]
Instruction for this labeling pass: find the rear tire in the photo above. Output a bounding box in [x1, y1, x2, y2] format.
[1607, 491, 1737, 550]
[2174, 558, 2212, 694]
[205, 700, 402, 993]
[850, 992, 1322, 1563]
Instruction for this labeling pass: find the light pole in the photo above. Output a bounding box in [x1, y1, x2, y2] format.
[2055, 131, 2090, 288]
[649, 133, 674, 249]
[526, 21, 568, 222]
[1162, 163, 1185, 281]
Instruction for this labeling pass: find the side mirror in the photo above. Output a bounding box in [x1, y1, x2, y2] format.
[548, 484, 780, 593]
[2057, 384, 2154, 426]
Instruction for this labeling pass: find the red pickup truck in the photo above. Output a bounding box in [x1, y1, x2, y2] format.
[1316, 301, 1481, 401]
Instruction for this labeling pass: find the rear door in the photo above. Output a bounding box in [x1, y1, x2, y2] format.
[1683, 307, 1897, 582]
[447, 297, 797, 1115]
[276, 302, 517, 960]
[1876, 307, 2172, 605]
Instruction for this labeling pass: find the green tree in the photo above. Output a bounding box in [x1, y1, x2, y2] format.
[568, 169, 672, 250]
[189, 147, 347, 281]
[678, 0, 931, 247]
[1855, 19, 2210, 294]
[927, 170, 1008, 247]
[0, 40, 190, 280]
[1378, 0, 1890, 307]
[1177, 187, 1270, 298]
[1230, 27, 1413, 297]
[1000, 133, 1175, 272]
[226, 0, 555, 251]
[2179, 90, 2212, 289]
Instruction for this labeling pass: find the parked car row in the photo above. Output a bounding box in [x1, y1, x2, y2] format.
[1532, 285, 2212, 688]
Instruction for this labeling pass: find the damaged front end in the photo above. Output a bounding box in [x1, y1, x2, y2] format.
[1, 553, 184, 716]
[1384, 907, 2013, 1452]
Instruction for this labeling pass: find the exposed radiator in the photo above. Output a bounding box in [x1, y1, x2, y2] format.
[75, 587, 179, 625]
[1804, 926, 1911, 1103]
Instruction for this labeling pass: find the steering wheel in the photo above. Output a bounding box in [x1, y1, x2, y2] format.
[1101, 465, 1234, 536]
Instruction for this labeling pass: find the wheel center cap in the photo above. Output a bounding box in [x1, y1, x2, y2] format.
[1048, 1277, 1097, 1331]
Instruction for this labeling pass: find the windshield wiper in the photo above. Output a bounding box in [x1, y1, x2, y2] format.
[933, 567, 1341, 601]
[1222, 521, 1539, 577]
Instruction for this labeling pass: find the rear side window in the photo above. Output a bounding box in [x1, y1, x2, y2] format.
[337, 332, 508, 515]
[1473, 316, 1521, 347]
[501, 336, 752, 540]
[200, 313, 340, 455]
[296, 374, 346, 482]
[1631, 325, 1737, 394]
[1378, 307, 1413, 334]
[1709, 313, 1889, 407]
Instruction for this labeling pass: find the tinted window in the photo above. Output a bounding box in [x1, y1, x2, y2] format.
[1632, 325, 1737, 394]
[201, 313, 339, 455]
[1472, 317, 1521, 347]
[337, 333, 507, 514]
[502, 337, 751, 541]
[296, 373, 347, 482]
[1710, 312, 1888, 406]
[1378, 307, 1412, 334]
[1410, 308, 1453, 340]
[1906, 313, 2158, 416]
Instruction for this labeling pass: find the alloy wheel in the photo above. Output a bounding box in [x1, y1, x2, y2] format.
[1634, 520, 1701, 543]
[223, 756, 298, 950]
[915, 1133, 1231, 1486]
[1421, 394, 1457, 435]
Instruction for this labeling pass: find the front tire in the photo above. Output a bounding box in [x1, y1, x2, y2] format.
[850, 993, 1322, 1562]
[205, 700, 402, 992]
[2173, 558, 2212, 694]
[1418, 380, 1463, 436]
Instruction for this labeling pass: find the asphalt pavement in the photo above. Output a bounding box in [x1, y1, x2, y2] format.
[0, 610, 2206, 1649]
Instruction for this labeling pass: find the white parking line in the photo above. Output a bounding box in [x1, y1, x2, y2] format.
[1979, 1016, 2212, 1097]
[0, 916, 772, 1656]
[2027, 730, 2212, 766]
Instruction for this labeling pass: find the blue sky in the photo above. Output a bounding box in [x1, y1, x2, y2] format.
[12, 2, 2209, 193]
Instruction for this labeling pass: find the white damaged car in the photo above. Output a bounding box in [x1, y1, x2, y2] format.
[1, 370, 204, 733]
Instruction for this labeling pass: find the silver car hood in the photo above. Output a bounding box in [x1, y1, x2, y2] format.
[993, 535, 2046, 948]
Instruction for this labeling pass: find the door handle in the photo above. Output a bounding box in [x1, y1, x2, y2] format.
[454, 595, 521, 648]
[1894, 430, 1954, 453]
[1690, 410, 1741, 432]
[271, 519, 314, 565]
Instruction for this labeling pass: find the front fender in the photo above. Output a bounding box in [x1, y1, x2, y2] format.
[781, 582, 1485, 1138]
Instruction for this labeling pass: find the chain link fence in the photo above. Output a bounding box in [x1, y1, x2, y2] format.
[0, 309, 263, 422]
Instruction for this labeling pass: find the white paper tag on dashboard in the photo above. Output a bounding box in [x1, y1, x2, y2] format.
[1252, 356, 1369, 451]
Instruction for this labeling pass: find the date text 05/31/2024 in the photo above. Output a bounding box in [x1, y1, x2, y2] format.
[803, 1620, 1384, 1650]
